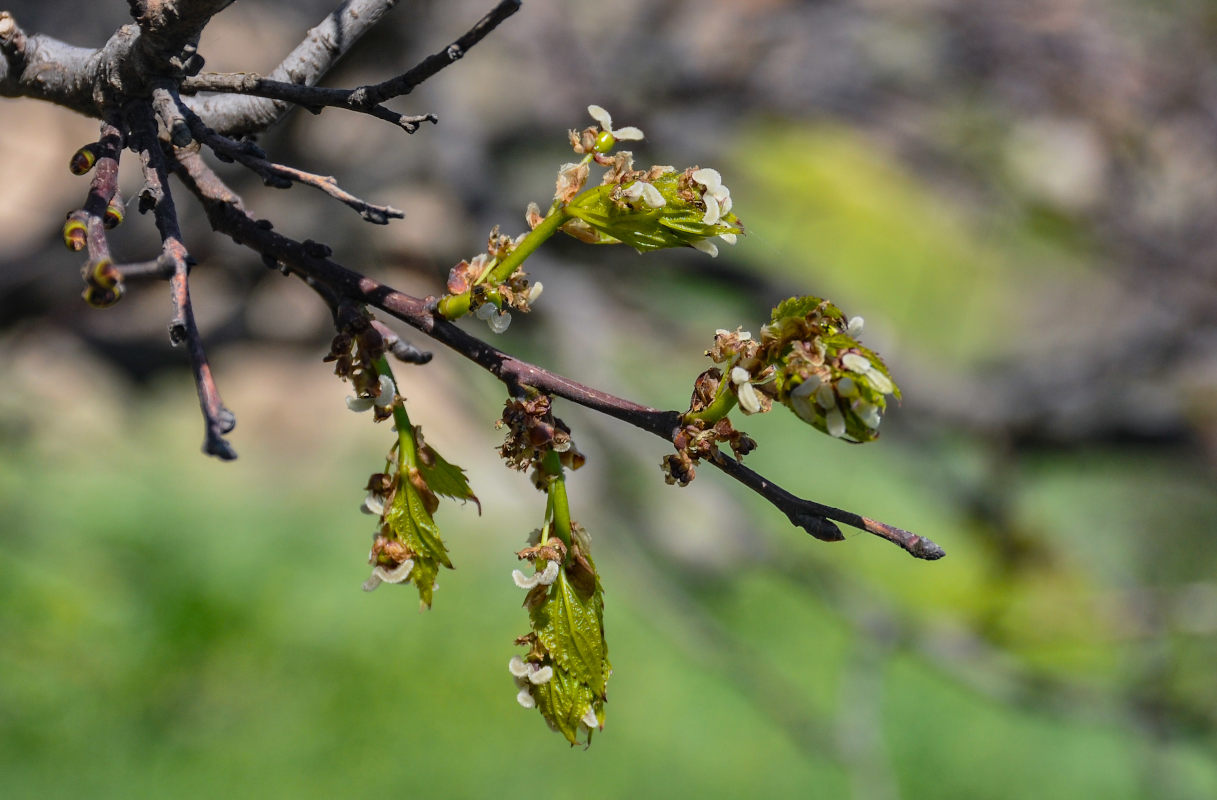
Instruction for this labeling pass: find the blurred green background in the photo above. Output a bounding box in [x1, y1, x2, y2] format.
[3, 1, 1217, 798]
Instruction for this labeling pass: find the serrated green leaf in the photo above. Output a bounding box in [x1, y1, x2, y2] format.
[382, 478, 452, 607]
[770, 295, 845, 326]
[531, 570, 606, 696]
[565, 181, 741, 254]
[417, 443, 480, 512]
[531, 666, 593, 745]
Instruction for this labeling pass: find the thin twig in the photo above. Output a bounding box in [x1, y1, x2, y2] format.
[348, 0, 521, 108]
[128, 104, 236, 460]
[180, 105, 403, 223]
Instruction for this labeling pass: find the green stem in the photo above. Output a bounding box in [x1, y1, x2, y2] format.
[682, 375, 739, 426]
[374, 355, 416, 470]
[436, 203, 569, 320]
[540, 449, 573, 549]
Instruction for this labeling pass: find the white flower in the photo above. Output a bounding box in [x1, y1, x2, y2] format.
[836, 376, 857, 398]
[847, 316, 864, 337]
[516, 687, 536, 709]
[691, 167, 733, 224]
[731, 365, 768, 414]
[690, 238, 719, 257]
[815, 383, 837, 410]
[622, 180, 666, 208]
[587, 105, 644, 141]
[508, 656, 530, 678]
[536, 561, 560, 586]
[373, 373, 395, 407]
[488, 310, 511, 334]
[527, 282, 544, 304]
[580, 706, 600, 729]
[360, 492, 385, 516]
[865, 366, 894, 395]
[345, 395, 374, 412]
[841, 353, 871, 374]
[719, 232, 738, 245]
[856, 401, 882, 429]
[789, 374, 822, 424]
[825, 408, 846, 438]
[512, 560, 560, 589]
[362, 558, 414, 592]
[527, 665, 554, 685]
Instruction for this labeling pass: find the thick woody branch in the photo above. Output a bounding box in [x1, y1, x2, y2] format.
[186, 0, 403, 136]
[183, 0, 519, 135]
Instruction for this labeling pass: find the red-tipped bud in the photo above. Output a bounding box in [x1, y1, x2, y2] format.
[69, 144, 99, 176]
[104, 193, 124, 229]
[62, 214, 87, 251]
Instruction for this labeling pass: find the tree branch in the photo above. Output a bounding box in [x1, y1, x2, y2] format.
[186, 0, 404, 136]
[128, 102, 236, 459]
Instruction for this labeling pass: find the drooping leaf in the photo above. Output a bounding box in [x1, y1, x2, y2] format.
[417, 439, 480, 513]
[382, 476, 453, 608]
[531, 569, 606, 696]
[530, 664, 594, 746]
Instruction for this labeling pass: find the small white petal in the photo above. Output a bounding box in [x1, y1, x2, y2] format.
[528, 665, 554, 684]
[815, 383, 837, 410]
[737, 382, 761, 414]
[374, 559, 414, 584]
[508, 656, 530, 678]
[790, 393, 816, 424]
[639, 182, 666, 208]
[702, 193, 722, 225]
[842, 353, 872, 373]
[691, 168, 723, 192]
[847, 316, 865, 337]
[792, 374, 822, 398]
[475, 303, 495, 320]
[581, 707, 599, 729]
[360, 493, 385, 516]
[719, 233, 738, 245]
[536, 561, 560, 586]
[587, 105, 612, 130]
[690, 239, 719, 257]
[516, 687, 536, 709]
[730, 366, 751, 385]
[527, 282, 544, 304]
[487, 311, 512, 334]
[738, 330, 752, 340]
[825, 408, 847, 438]
[717, 192, 733, 214]
[361, 573, 383, 592]
[865, 366, 894, 395]
[512, 569, 540, 589]
[836, 376, 857, 397]
[374, 374, 396, 407]
[715, 328, 730, 336]
[551, 438, 572, 453]
[857, 401, 882, 429]
[346, 396, 374, 412]
[612, 126, 644, 140]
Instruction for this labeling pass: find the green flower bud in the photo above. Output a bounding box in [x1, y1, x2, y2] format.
[762, 296, 900, 443]
[563, 167, 743, 254]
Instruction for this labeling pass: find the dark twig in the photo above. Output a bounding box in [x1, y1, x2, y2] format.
[127, 104, 236, 460]
[371, 320, 433, 365]
[182, 0, 520, 133]
[185, 108, 403, 223]
[348, 0, 521, 108]
[181, 71, 439, 134]
[709, 450, 945, 560]
[186, 0, 408, 137]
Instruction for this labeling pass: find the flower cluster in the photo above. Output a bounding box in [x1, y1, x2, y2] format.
[443, 227, 543, 334]
[760, 296, 899, 442]
[497, 395, 584, 479]
[324, 315, 395, 421]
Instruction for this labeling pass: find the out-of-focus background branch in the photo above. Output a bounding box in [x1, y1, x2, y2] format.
[2, 0, 1215, 797]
